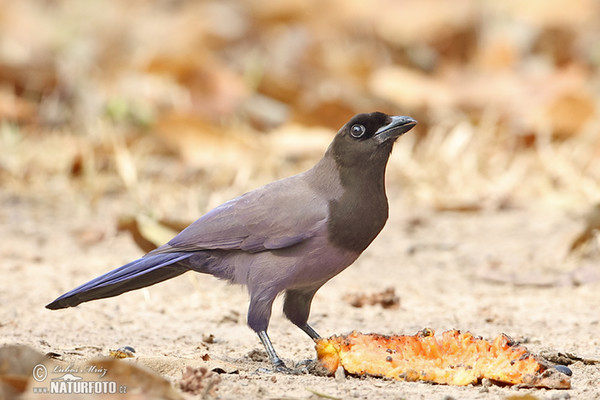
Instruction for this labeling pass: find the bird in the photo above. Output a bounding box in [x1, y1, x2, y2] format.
[46, 111, 417, 371]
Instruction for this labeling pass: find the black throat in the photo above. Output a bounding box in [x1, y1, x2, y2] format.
[326, 142, 393, 253]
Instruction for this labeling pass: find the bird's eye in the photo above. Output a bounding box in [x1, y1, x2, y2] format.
[350, 124, 366, 138]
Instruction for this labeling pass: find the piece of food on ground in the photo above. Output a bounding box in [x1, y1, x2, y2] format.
[315, 329, 570, 389]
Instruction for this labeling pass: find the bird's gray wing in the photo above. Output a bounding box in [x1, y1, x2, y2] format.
[149, 176, 328, 254]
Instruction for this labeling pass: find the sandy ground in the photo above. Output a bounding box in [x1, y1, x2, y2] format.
[1, 174, 599, 400]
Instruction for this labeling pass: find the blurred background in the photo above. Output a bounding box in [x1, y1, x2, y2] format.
[1, 0, 600, 222]
[1, 3, 600, 396]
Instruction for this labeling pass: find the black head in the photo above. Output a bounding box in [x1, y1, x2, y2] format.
[323, 112, 416, 253]
[328, 112, 417, 168]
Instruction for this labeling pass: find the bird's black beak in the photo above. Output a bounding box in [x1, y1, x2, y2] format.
[374, 116, 417, 144]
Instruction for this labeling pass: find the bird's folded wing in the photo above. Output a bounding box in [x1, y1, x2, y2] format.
[149, 178, 329, 254]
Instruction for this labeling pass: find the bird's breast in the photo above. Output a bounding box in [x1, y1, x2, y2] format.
[326, 186, 389, 253]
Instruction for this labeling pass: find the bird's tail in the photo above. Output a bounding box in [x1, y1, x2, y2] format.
[46, 252, 192, 310]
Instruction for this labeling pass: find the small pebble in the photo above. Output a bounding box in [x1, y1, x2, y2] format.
[334, 366, 346, 382]
[554, 365, 573, 376]
[479, 378, 490, 393]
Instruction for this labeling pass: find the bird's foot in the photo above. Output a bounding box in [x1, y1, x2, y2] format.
[275, 363, 302, 375]
[294, 359, 318, 374]
[256, 360, 307, 375]
[296, 358, 330, 376]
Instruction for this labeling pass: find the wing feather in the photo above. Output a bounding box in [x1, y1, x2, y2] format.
[149, 175, 328, 255]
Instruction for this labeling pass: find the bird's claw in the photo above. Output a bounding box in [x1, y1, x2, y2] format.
[294, 358, 318, 373]
[296, 358, 331, 376]
[256, 361, 307, 375]
[275, 364, 302, 375]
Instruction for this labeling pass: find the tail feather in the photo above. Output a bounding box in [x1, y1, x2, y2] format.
[46, 252, 192, 310]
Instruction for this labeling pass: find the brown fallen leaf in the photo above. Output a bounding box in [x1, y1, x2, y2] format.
[117, 215, 189, 253]
[146, 51, 248, 120]
[343, 287, 400, 309]
[117, 216, 160, 253]
[0, 88, 38, 124]
[541, 90, 596, 140]
[153, 112, 258, 171]
[316, 329, 571, 389]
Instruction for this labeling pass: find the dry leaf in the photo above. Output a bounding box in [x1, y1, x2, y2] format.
[146, 52, 248, 119]
[117, 215, 189, 253]
[369, 66, 453, 111]
[343, 287, 400, 309]
[0, 89, 38, 124]
[153, 112, 258, 170]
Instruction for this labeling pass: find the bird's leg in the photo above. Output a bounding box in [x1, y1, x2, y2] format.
[248, 292, 303, 373]
[282, 289, 325, 371]
[248, 290, 294, 371]
[283, 288, 323, 341]
[257, 330, 289, 372]
[299, 323, 321, 341]
[291, 323, 322, 371]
